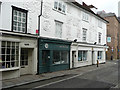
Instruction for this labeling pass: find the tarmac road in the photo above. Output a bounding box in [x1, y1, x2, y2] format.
[5, 60, 119, 89]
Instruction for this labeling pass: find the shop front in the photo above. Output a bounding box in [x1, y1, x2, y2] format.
[70, 42, 106, 69]
[38, 37, 71, 74]
[0, 31, 37, 80]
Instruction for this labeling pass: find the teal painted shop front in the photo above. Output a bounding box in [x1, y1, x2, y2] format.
[38, 37, 71, 74]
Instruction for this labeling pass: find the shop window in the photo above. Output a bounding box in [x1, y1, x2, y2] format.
[78, 51, 87, 61]
[12, 6, 27, 33]
[1, 41, 19, 69]
[53, 51, 68, 65]
[20, 49, 28, 66]
[98, 51, 102, 60]
[54, 0, 66, 13]
[55, 20, 63, 38]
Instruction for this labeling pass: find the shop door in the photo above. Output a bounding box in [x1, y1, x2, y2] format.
[20, 48, 33, 75]
[42, 50, 50, 73]
[72, 51, 76, 68]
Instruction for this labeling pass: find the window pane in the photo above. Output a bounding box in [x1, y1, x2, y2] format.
[54, 1, 58, 9]
[2, 48, 5, 54]
[14, 10, 17, 16]
[61, 51, 68, 64]
[14, 16, 17, 21]
[58, 2, 62, 11]
[53, 51, 60, 64]
[78, 51, 82, 61]
[2, 41, 6, 47]
[62, 5, 65, 13]
[2, 55, 5, 61]
[6, 62, 10, 68]
[83, 51, 87, 61]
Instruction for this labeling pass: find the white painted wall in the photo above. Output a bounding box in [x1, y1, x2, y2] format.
[0, 0, 107, 45]
[0, 0, 42, 34]
[41, 0, 107, 45]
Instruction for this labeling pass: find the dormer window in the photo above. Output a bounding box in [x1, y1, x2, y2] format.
[54, 0, 66, 14]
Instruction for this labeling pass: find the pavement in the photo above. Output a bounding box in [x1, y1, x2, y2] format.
[2, 60, 119, 89]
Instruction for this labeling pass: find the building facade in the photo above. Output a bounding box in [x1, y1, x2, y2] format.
[0, 1, 39, 79]
[0, 0, 107, 79]
[40, 0, 107, 69]
[98, 12, 120, 60]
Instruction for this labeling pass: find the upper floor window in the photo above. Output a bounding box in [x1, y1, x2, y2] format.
[82, 28, 87, 42]
[98, 20, 102, 28]
[55, 20, 63, 38]
[54, 0, 66, 13]
[98, 32, 102, 44]
[82, 12, 89, 22]
[12, 6, 27, 33]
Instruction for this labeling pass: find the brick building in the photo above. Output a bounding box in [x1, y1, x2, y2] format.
[98, 12, 120, 60]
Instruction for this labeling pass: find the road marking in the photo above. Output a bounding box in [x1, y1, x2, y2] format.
[33, 73, 83, 89]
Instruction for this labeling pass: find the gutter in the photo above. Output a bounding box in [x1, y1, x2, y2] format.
[37, 0, 43, 75]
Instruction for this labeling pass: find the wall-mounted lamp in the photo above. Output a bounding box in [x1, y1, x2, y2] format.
[74, 39, 77, 42]
[104, 44, 106, 46]
[94, 42, 97, 45]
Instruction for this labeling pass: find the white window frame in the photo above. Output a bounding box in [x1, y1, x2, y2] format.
[1, 41, 19, 69]
[98, 32, 102, 44]
[97, 51, 102, 60]
[82, 28, 87, 42]
[82, 12, 89, 22]
[12, 6, 27, 33]
[78, 51, 88, 61]
[54, 0, 66, 14]
[98, 20, 102, 28]
[55, 20, 63, 38]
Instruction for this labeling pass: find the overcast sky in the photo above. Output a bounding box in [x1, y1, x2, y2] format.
[83, 0, 119, 16]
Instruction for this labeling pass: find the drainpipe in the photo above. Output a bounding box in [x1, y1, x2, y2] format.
[38, 0, 43, 36]
[37, 0, 43, 75]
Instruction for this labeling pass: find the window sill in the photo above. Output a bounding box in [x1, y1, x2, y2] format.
[78, 60, 88, 63]
[0, 67, 20, 72]
[82, 19, 89, 23]
[52, 8, 66, 15]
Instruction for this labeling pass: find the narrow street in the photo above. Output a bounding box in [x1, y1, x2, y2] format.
[4, 60, 119, 89]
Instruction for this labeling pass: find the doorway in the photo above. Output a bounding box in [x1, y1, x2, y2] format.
[20, 48, 33, 75]
[41, 50, 50, 73]
[92, 51, 94, 64]
[72, 51, 76, 68]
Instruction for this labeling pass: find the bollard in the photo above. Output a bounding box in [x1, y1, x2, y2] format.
[97, 60, 99, 67]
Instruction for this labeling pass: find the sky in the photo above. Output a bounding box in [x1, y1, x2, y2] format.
[83, 0, 120, 16]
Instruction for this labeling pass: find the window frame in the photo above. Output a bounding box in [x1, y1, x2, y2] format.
[55, 20, 63, 38]
[78, 51, 88, 61]
[98, 32, 102, 44]
[12, 6, 28, 33]
[1, 41, 19, 69]
[53, 0, 66, 14]
[82, 28, 87, 42]
[53, 50, 69, 65]
[97, 51, 102, 60]
[82, 12, 89, 22]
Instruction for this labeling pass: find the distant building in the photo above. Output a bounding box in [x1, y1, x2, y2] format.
[98, 12, 120, 60]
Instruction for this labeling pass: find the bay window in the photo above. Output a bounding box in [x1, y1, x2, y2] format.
[1, 41, 19, 69]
